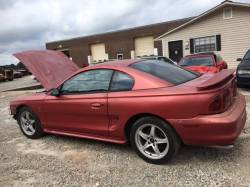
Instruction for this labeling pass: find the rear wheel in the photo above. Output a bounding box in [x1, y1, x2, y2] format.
[130, 117, 180, 164]
[17, 107, 44, 139]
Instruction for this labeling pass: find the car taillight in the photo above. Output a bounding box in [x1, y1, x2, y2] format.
[208, 90, 232, 114]
[209, 95, 222, 113]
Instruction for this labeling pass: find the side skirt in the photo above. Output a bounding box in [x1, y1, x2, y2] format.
[43, 128, 127, 144]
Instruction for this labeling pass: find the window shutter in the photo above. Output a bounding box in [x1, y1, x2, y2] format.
[216, 35, 221, 51]
[190, 39, 194, 54]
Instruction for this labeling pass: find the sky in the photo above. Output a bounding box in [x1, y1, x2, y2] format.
[0, 0, 249, 65]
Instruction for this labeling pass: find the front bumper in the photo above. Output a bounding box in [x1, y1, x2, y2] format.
[237, 75, 250, 86]
[171, 93, 246, 146]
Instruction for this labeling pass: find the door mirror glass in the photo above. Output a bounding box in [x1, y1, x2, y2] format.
[51, 88, 60, 96]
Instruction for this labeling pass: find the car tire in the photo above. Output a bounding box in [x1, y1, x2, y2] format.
[130, 116, 180, 164]
[17, 107, 44, 139]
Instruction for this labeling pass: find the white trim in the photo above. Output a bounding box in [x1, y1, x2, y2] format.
[87, 55, 92, 64]
[162, 40, 165, 56]
[153, 48, 158, 56]
[130, 50, 135, 59]
[155, 1, 250, 40]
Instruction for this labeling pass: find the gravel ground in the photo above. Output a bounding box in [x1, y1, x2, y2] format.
[0, 87, 250, 186]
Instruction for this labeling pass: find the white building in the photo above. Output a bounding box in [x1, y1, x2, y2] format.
[156, 0, 250, 69]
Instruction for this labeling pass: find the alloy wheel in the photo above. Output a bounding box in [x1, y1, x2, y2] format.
[135, 124, 169, 160]
[20, 111, 36, 136]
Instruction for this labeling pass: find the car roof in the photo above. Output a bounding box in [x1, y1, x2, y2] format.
[73, 58, 171, 90]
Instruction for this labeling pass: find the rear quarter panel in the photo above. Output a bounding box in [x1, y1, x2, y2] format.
[107, 87, 221, 141]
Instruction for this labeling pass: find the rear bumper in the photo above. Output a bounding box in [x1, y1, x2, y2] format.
[171, 93, 246, 146]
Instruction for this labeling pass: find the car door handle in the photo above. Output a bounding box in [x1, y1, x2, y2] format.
[91, 103, 103, 109]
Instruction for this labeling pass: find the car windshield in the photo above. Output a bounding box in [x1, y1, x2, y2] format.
[243, 50, 250, 60]
[179, 56, 214, 67]
[130, 60, 199, 85]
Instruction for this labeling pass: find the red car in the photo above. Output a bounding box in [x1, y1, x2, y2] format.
[179, 53, 228, 74]
[10, 50, 246, 164]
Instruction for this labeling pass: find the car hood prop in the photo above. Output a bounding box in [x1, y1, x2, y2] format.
[14, 50, 79, 91]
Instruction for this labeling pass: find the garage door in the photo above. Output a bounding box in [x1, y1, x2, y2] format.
[91, 43, 108, 63]
[134, 36, 154, 57]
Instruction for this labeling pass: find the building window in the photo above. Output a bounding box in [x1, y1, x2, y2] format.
[193, 36, 216, 53]
[117, 53, 123, 60]
[223, 7, 232, 19]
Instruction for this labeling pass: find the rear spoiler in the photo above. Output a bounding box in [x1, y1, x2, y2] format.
[197, 69, 235, 90]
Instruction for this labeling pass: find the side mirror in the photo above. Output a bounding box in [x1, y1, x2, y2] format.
[50, 88, 60, 97]
[237, 58, 242, 62]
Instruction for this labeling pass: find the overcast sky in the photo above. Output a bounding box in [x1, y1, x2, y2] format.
[0, 0, 249, 65]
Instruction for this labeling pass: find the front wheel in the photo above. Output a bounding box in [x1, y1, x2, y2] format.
[17, 107, 44, 139]
[130, 117, 180, 164]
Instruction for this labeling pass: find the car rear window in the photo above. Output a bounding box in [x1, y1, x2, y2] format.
[179, 56, 214, 66]
[130, 60, 198, 85]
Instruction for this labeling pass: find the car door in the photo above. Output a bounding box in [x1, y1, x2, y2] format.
[107, 71, 135, 136]
[42, 69, 113, 136]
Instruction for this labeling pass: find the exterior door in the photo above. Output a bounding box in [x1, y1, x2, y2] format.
[134, 36, 154, 57]
[168, 40, 183, 62]
[90, 43, 108, 63]
[42, 69, 113, 136]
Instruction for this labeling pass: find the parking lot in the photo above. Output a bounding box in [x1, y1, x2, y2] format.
[1, 77, 250, 186]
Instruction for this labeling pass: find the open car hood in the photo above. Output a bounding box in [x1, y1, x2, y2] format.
[14, 50, 79, 91]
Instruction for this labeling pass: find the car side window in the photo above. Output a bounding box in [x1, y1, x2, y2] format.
[61, 69, 113, 94]
[110, 71, 134, 91]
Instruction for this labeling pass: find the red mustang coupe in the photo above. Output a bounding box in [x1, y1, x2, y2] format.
[179, 53, 228, 74]
[10, 50, 246, 164]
